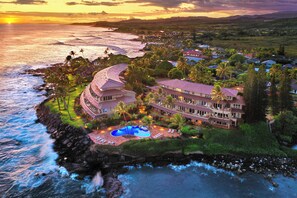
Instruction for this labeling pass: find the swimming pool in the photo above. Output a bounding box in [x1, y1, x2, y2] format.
[111, 126, 151, 137]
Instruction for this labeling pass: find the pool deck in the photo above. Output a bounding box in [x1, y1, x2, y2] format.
[88, 121, 181, 146]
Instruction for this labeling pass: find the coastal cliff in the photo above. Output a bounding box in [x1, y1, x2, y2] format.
[35, 97, 297, 196]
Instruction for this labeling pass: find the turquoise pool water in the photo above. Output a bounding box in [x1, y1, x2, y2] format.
[111, 126, 151, 137]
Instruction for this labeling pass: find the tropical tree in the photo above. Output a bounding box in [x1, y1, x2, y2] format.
[243, 65, 268, 123]
[145, 92, 156, 104]
[279, 68, 293, 111]
[125, 63, 149, 94]
[65, 55, 72, 67]
[216, 62, 233, 80]
[169, 114, 186, 130]
[269, 65, 281, 115]
[211, 83, 226, 104]
[114, 101, 131, 122]
[142, 116, 154, 129]
[45, 66, 73, 119]
[176, 56, 189, 76]
[104, 48, 109, 55]
[228, 54, 246, 66]
[70, 51, 76, 58]
[155, 61, 173, 77]
[168, 68, 183, 79]
[163, 95, 174, 108]
[189, 62, 213, 84]
[80, 48, 84, 57]
[273, 111, 297, 138]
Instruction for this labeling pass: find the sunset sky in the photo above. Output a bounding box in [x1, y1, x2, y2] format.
[0, 0, 297, 24]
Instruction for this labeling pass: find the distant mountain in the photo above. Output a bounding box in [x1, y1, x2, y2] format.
[88, 11, 297, 25]
[72, 11, 297, 33]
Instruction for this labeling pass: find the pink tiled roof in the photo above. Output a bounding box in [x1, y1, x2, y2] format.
[159, 79, 239, 98]
[93, 64, 127, 91]
[183, 50, 202, 55]
[98, 96, 136, 109]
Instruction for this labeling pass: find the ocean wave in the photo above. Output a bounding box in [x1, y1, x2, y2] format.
[50, 41, 69, 46]
[168, 161, 236, 177]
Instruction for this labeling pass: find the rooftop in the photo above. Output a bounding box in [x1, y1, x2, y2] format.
[93, 63, 128, 91]
[159, 79, 239, 97]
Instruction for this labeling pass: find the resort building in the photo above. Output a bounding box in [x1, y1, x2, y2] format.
[80, 64, 136, 118]
[150, 79, 245, 128]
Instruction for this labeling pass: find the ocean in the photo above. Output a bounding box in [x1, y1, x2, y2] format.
[0, 24, 296, 198]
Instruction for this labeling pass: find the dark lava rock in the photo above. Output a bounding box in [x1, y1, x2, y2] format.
[104, 174, 124, 198]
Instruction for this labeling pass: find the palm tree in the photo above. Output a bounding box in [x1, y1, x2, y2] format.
[211, 83, 226, 104]
[80, 48, 84, 57]
[216, 62, 233, 80]
[169, 114, 186, 130]
[269, 64, 281, 80]
[176, 56, 189, 76]
[189, 62, 213, 84]
[70, 51, 76, 58]
[104, 48, 109, 55]
[164, 95, 174, 108]
[142, 116, 154, 129]
[145, 92, 155, 104]
[65, 55, 72, 67]
[114, 101, 131, 122]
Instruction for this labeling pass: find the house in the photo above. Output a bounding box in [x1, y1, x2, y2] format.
[198, 44, 210, 49]
[168, 61, 178, 67]
[150, 79, 245, 128]
[244, 53, 254, 59]
[183, 49, 208, 64]
[246, 58, 261, 64]
[255, 68, 270, 73]
[185, 56, 205, 64]
[262, 60, 276, 68]
[291, 81, 297, 95]
[183, 49, 204, 57]
[80, 64, 136, 118]
[282, 64, 294, 69]
[208, 65, 218, 69]
[212, 51, 220, 59]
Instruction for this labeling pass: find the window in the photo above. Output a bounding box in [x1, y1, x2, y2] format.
[227, 96, 233, 100]
[184, 97, 193, 103]
[198, 101, 207, 106]
[233, 104, 241, 109]
[179, 106, 185, 112]
[214, 103, 222, 109]
[189, 108, 195, 113]
[102, 96, 112, 101]
[171, 94, 178, 99]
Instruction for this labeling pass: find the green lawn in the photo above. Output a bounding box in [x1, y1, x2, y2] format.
[208, 36, 297, 57]
[45, 85, 86, 128]
[114, 122, 297, 158]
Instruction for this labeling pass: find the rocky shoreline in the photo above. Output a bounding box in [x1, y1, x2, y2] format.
[30, 66, 297, 197]
[35, 97, 297, 196]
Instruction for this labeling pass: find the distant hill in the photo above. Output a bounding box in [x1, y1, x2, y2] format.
[77, 11, 297, 27]
[71, 11, 297, 33]
[72, 11, 297, 57]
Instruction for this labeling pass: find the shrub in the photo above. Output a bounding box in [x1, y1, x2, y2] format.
[181, 125, 199, 136]
[168, 68, 183, 79]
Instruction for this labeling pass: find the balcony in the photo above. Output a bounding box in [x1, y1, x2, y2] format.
[151, 102, 210, 121]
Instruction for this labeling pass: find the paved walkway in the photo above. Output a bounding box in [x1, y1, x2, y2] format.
[88, 121, 181, 146]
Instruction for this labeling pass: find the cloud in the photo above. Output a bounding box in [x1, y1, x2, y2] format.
[0, 0, 46, 4]
[125, 0, 297, 12]
[66, 0, 122, 6]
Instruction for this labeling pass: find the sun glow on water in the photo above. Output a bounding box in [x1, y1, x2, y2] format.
[5, 17, 16, 24]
